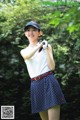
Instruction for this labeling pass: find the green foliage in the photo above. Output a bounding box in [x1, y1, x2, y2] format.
[42, 0, 80, 7]
[0, 0, 80, 119]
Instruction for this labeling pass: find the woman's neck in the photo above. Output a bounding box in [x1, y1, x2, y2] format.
[29, 41, 38, 47]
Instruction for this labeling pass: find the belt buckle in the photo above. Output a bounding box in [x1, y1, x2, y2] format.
[35, 76, 40, 80]
[38, 76, 40, 80]
[34, 77, 37, 80]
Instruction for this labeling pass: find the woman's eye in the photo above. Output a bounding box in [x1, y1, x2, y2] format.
[27, 29, 30, 31]
[25, 29, 30, 31]
[33, 30, 36, 31]
[33, 29, 37, 31]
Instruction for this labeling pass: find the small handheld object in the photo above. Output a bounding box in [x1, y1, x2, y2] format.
[39, 40, 48, 52]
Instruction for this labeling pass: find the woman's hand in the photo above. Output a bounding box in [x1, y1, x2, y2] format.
[42, 40, 48, 49]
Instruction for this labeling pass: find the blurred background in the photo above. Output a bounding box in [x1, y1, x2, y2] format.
[0, 0, 80, 119]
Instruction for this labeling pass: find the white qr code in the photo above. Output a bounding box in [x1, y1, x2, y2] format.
[1, 106, 15, 119]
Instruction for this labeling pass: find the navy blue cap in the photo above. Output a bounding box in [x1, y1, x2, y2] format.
[24, 21, 40, 31]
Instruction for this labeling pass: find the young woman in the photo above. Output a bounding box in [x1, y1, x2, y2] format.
[20, 21, 66, 120]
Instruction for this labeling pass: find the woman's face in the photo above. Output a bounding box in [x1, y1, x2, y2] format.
[25, 26, 41, 42]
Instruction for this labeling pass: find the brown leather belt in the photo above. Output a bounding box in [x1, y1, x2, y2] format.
[31, 71, 52, 81]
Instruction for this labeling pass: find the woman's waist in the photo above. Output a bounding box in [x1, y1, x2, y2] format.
[28, 66, 50, 78]
[31, 71, 53, 81]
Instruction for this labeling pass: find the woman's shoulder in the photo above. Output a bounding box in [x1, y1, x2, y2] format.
[20, 46, 29, 56]
[20, 47, 27, 52]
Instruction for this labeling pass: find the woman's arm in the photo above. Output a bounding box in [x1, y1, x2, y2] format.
[20, 43, 43, 60]
[45, 44, 55, 71]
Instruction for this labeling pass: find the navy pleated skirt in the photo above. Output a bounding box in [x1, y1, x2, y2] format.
[30, 73, 66, 114]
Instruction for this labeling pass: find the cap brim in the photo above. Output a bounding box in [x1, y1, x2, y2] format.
[24, 25, 40, 30]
